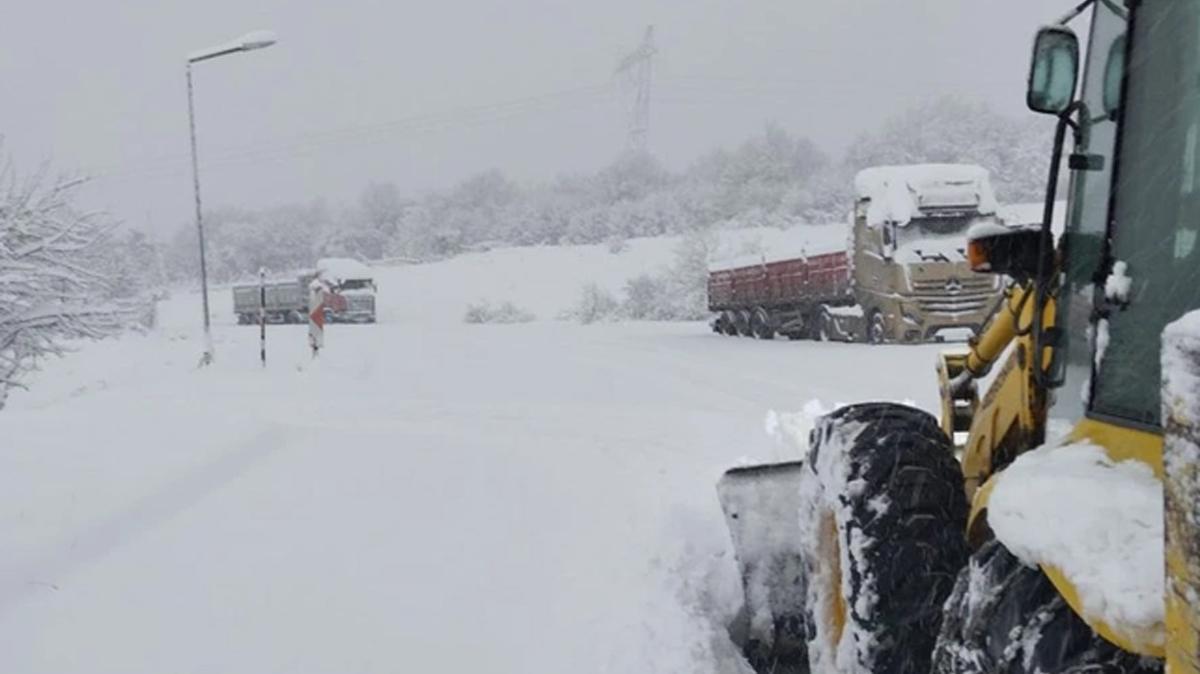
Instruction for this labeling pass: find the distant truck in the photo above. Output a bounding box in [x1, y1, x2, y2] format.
[233, 257, 377, 325]
[708, 164, 1005, 343]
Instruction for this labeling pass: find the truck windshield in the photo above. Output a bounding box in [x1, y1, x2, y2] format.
[1090, 0, 1200, 427]
[893, 215, 982, 262]
[339, 279, 374, 291]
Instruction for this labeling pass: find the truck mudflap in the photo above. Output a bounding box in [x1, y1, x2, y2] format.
[716, 461, 808, 671]
[1164, 315, 1200, 674]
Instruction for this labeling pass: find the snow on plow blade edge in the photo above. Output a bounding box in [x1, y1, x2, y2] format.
[716, 461, 809, 670]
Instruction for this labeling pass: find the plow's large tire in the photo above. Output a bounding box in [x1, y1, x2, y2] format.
[799, 403, 968, 674]
[931, 539, 1162, 674]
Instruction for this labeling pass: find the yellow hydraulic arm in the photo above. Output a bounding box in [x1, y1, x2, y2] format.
[937, 281, 1053, 500]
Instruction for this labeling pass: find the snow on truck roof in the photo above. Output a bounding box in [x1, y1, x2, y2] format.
[855, 164, 998, 227]
[316, 257, 373, 282]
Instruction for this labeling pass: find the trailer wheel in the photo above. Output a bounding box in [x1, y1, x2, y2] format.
[867, 309, 887, 344]
[931, 539, 1162, 674]
[718, 312, 736, 336]
[735, 310, 754, 337]
[751, 308, 775, 340]
[799, 403, 968, 674]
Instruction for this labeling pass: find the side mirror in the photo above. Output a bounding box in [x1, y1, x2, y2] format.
[882, 222, 897, 259]
[1102, 34, 1126, 118]
[1027, 26, 1080, 115]
[967, 223, 1044, 280]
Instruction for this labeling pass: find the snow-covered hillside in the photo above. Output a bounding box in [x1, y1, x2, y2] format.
[2, 235, 953, 674]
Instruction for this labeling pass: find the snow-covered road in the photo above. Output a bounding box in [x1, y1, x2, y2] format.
[1, 288, 946, 673]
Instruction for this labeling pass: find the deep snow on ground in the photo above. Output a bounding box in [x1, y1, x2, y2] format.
[1, 235, 950, 673]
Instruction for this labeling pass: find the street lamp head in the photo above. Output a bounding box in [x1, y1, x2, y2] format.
[237, 30, 277, 51]
[188, 29, 278, 62]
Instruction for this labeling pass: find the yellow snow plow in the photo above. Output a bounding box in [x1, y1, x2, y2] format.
[718, 1, 1200, 672]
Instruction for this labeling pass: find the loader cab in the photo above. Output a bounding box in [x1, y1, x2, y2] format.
[1028, 2, 1200, 668]
[1079, 0, 1200, 429]
[1029, 0, 1200, 432]
[1042, 0, 1127, 420]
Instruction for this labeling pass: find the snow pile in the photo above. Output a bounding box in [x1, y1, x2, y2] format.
[854, 164, 998, 228]
[764, 399, 835, 456]
[1163, 312, 1200, 586]
[316, 257, 373, 283]
[1105, 260, 1132, 304]
[989, 443, 1164, 646]
[1164, 310, 1200, 430]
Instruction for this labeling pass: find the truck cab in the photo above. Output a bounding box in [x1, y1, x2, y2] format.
[851, 164, 1005, 342]
[310, 258, 377, 324]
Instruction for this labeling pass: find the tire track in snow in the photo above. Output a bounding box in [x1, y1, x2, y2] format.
[0, 426, 288, 613]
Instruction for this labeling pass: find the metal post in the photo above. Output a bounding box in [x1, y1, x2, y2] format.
[259, 267, 267, 367]
[187, 62, 214, 366]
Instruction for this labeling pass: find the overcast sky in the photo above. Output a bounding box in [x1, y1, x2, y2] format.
[0, 0, 1057, 233]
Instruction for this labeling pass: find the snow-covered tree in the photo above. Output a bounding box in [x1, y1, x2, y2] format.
[0, 161, 132, 408]
[843, 96, 1054, 203]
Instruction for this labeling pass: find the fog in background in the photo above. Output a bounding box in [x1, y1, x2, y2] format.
[0, 0, 1055, 232]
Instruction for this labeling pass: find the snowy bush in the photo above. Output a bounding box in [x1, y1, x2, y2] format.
[564, 283, 620, 324]
[0, 160, 139, 409]
[622, 274, 674, 320]
[463, 300, 536, 325]
[606, 235, 629, 254]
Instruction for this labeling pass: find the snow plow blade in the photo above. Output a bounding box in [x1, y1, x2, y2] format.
[716, 461, 809, 673]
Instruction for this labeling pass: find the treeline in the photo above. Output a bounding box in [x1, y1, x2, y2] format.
[160, 97, 1054, 283]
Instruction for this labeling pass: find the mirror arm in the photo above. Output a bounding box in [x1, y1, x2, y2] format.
[1056, 0, 1097, 25]
[1031, 100, 1084, 391]
[1098, 0, 1129, 20]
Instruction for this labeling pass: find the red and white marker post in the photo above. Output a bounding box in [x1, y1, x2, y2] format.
[308, 279, 326, 357]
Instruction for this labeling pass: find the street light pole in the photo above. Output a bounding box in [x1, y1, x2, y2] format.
[185, 62, 214, 366]
[185, 30, 277, 367]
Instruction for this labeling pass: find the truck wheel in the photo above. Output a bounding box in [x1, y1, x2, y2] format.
[931, 539, 1162, 674]
[867, 309, 887, 344]
[720, 312, 738, 336]
[751, 308, 775, 340]
[798, 402, 968, 674]
[736, 310, 754, 337]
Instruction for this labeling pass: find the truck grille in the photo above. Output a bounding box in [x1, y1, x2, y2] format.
[910, 277, 996, 316]
[348, 295, 375, 311]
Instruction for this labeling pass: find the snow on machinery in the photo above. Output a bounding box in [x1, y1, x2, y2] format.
[707, 164, 1006, 344]
[232, 257, 377, 325]
[718, 2, 1200, 673]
